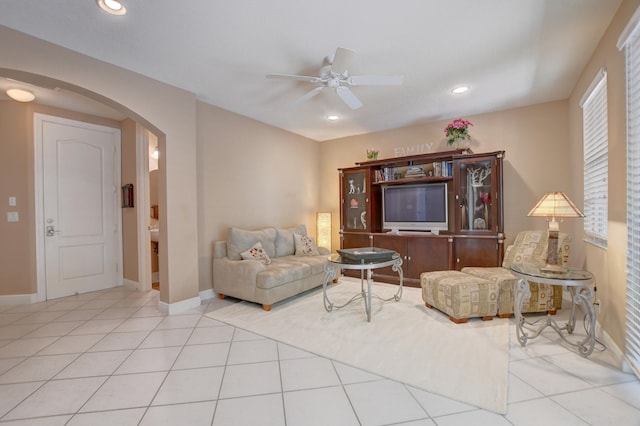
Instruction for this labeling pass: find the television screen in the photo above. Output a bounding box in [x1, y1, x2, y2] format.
[383, 183, 448, 232]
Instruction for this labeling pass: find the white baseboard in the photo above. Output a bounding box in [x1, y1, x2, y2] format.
[200, 288, 215, 301]
[0, 293, 42, 305]
[122, 279, 139, 291]
[595, 321, 629, 371]
[158, 295, 202, 315]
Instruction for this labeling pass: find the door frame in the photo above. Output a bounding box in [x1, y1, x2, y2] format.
[135, 124, 153, 292]
[34, 113, 123, 301]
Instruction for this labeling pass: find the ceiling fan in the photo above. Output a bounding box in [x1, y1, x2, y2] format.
[266, 47, 403, 110]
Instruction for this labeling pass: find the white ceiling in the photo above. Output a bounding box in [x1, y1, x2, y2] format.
[0, 0, 622, 141]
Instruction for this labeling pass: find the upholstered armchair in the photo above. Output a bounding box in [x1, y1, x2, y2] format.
[461, 230, 571, 317]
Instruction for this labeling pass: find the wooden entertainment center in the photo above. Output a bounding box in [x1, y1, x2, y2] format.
[339, 149, 505, 287]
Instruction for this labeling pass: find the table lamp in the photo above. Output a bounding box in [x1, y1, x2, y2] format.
[527, 192, 584, 272]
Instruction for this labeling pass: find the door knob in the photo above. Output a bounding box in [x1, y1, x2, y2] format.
[46, 225, 59, 237]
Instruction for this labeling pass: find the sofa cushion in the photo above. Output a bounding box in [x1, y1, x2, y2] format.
[502, 230, 547, 268]
[275, 225, 307, 257]
[227, 227, 276, 260]
[257, 259, 310, 290]
[294, 233, 320, 256]
[240, 241, 272, 265]
[284, 254, 327, 275]
[502, 230, 571, 268]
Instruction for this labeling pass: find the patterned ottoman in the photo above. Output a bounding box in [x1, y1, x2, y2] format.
[420, 270, 499, 323]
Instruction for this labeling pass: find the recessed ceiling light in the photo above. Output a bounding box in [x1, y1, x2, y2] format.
[327, 115, 340, 121]
[6, 88, 35, 102]
[451, 85, 469, 95]
[97, 0, 126, 15]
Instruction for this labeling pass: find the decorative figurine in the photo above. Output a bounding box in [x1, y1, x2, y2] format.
[348, 179, 356, 194]
[361, 211, 367, 229]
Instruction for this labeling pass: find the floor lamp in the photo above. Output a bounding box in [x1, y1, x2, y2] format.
[527, 192, 584, 272]
[316, 212, 332, 251]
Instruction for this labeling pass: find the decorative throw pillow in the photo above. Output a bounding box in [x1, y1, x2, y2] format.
[240, 241, 272, 265]
[294, 233, 319, 256]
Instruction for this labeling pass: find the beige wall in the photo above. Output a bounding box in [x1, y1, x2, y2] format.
[197, 102, 321, 292]
[567, 0, 640, 350]
[0, 26, 199, 305]
[319, 100, 572, 253]
[0, 101, 31, 295]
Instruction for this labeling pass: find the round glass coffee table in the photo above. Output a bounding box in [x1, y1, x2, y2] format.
[510, 263, 596, 357]
[322, 252, 403, 322]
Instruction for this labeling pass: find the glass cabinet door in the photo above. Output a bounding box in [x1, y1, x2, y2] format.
[454, 156, 497, 234]
[341, 168, 370, 232]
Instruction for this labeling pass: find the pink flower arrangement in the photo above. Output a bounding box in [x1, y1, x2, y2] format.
[444, 118, 473, 145]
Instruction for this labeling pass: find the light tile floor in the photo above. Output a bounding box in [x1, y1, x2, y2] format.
[0, 285, 638, 425]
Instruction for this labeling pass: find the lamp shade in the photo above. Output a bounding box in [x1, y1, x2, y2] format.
[528, 192, 583, 271]
[316, 212, 331, 250]
[527, 192, 584, 219]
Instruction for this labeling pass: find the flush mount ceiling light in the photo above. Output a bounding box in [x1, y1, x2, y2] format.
[6, 88, 35, 102]
[451, 85, 469, 95]
[327, 115, 340, 121]
[97, 0, 126, 15]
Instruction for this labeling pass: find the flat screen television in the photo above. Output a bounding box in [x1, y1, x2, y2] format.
[382, 182, 448, 232]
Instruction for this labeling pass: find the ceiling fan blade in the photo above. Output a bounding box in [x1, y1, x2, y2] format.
[266, 73, 322, 84]
[336, 86, 363, 110]
[331, 47, 356, 76]
[347, 75, 404, 86]
[292, 87, 324, 106]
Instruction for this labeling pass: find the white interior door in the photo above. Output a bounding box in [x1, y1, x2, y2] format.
[39, 115, 121, 299]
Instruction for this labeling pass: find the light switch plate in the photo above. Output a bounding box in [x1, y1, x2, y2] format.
[7, 212, 19, 222]
[9, 197, 16, 206]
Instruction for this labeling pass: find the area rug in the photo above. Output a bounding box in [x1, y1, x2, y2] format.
[206, 278, 509, 413]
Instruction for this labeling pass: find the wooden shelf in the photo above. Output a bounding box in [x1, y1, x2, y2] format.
[373, 176, 453, 186]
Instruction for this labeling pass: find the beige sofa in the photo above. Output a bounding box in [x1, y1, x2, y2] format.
[213, 225, 329, 311]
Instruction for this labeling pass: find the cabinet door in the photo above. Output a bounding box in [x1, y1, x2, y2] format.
[341, 168, 371, 232]
[371, 234, 406, 279]
[454, 237, 500, 270]
[407, 237, 452, 277]
[453, 155, 499, 234]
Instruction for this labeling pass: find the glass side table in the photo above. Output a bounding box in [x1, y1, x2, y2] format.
[510, 263, 596, 357]
[322, 252, 403, 322]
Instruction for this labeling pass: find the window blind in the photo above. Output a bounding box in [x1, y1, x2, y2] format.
[624, 25, 640, 378]
[581, 70, 608, 248]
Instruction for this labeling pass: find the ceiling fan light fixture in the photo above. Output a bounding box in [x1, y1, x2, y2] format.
[266, 47, 402, 111]
[451, 85, 469, 95]
[97, 0, 127, 15]
[6, 88, 35, 102]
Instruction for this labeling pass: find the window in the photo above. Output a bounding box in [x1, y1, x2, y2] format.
[580, 69, 608, 248]
[620, 10, 640, 378]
